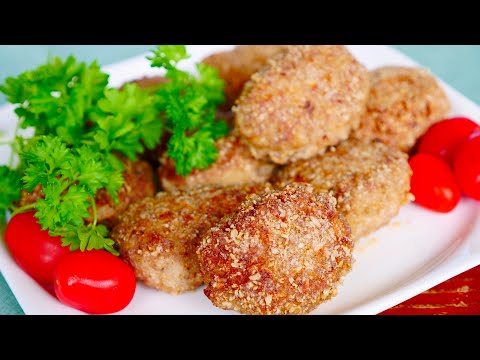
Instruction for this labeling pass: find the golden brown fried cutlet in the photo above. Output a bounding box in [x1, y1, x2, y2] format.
[158, 134, 275, 192]
[353, 66, 451, 152]
[111, 183, 273, 295]
[273, 139, 412, 240]
[197, 183, 353, 315]
[234, 45, 370, 165]
[17, 159, 156, 228]
[202, 45, 289, 110]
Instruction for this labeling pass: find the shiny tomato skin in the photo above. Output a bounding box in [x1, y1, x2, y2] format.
[417, 117, 480, 166]
[54, 250, 136, 314]
[409, 154, 461, 213]
[454, 132, 480, 200]
[4, 212, 71, 286]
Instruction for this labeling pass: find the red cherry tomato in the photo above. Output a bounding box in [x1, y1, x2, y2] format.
[454, 132, 480, 200]
[417, 117, 480, 166]
[409, 154, 461, 213]
[54, 250, 136, 314]
[4, 212, 71, 287]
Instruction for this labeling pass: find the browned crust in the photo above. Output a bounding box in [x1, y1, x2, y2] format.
[92, 159, 156, 228]
[273, 139, 412, 239]
[234, 45, 370, 164]
[158, 134, 275, 192]
[17, 186, 43, 207]
[197, 183, 353, 315]
[202, 45, 289, 110]
[111, 183, 273, 294]
[353, 66, 451, 152]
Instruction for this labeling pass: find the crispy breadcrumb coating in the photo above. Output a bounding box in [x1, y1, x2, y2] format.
[202, 45, 289, 110]
[17, 159, 155, 228]
[111, 184, 273, 294]
[273, 139, 412, 239]
[353, 66, 451, 152]
[197, 183, 353, 315]
[158, 134, 275, 192]
[234, 45, 370, 164]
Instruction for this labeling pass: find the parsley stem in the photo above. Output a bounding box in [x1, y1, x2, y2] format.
[90, 196, 98, 227]
[10, 203, 36, 218]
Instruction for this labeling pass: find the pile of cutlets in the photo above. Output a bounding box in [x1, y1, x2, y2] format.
[50, 46, 454, 314]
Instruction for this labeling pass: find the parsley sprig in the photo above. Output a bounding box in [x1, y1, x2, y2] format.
[0, 46, 229, 255]
[0, 56, 109, 146]
[148, 45, 229, 176]
[88, 83, 163, 161]
[14, 136, 123, 255]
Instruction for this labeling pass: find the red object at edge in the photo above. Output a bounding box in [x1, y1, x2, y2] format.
[380, 265, 480, 315]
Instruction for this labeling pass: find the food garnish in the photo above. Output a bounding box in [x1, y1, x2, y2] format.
[0, 167, 22, 223]
[148, 45, 229, 176]
[409, 153, 461, 213]
[54, 249, 136, 314]
[20, 135, 123, 254]
[453, 132, 480, 200]
[0, 45, 227, 255]
[4, 211, 70, 288]
[417, 117, 480, 166]
[411, 117, 480, 212]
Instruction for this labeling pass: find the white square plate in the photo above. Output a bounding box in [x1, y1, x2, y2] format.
[1, 45, 480, 315]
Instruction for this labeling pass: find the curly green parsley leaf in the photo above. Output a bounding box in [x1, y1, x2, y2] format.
[34, 182, 91, 232]
[148, 45, 229, 176]
[21, 135, 72, 192]
[2, 46, 229, 256]
[53, 223, 118, 256]
[0, 166, 22, 223]
[167, 120, 229, 176]
[88, 83, 163, 160]
[0, 56, 109, 146]
[18, 135, 123, 255]
[147, 45, 189, 70]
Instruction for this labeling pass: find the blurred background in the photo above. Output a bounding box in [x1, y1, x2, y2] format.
[1, 46, 480, 104]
